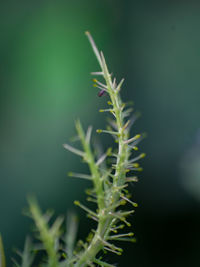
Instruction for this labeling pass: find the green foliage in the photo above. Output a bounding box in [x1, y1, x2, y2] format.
[13, 237, 34, 267]
[13, 32, 145, 266]
[0, 234, 6, 267]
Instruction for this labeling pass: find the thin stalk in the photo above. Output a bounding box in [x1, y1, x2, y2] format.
[75, 120, 105, 210]
[75, 33, 131, 267]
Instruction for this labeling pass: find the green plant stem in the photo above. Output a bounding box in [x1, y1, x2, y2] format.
[75, 121, 104, 210]
[0, 234, 6, 267]
[28, 199, 59, 267]
[75, 35, 129, 266]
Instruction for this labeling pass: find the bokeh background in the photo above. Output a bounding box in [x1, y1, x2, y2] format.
[1, 1, 200, 266]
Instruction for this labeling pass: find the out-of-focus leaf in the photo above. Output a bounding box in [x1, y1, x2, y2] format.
[0, 234, 6, 267]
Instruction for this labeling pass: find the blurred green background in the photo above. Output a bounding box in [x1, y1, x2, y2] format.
[1, 0, 200, 266]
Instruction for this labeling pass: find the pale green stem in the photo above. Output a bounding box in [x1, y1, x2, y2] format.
[28, 199, 59, 267]
[75, 50, 129, 267]
[75, 120, 105, 210]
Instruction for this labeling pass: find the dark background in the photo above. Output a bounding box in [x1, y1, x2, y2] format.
[1, 1, 200, 266]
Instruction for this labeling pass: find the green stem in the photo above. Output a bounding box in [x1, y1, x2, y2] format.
[28, 199, 59, 267]
[75, 33, 134, 266]
[75, 49, 128, 267]
[75, 120, 105, 210]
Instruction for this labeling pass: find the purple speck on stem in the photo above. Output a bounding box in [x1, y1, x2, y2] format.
[98, 89, 106, 97]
